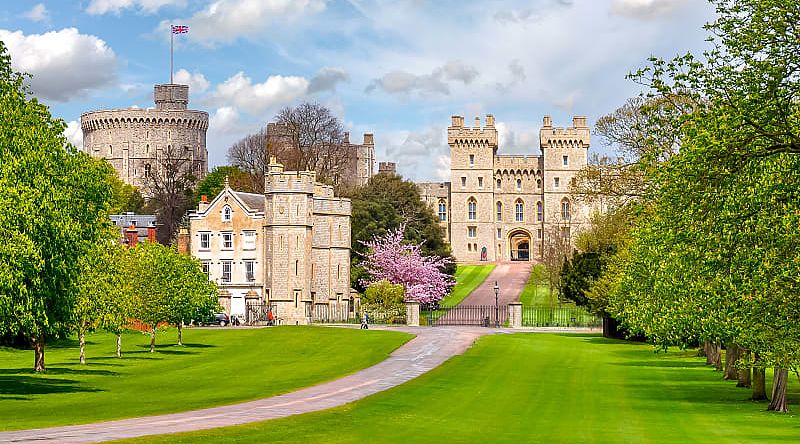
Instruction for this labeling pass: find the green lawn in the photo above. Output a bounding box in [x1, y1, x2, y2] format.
[127, 334, 799, 444]
[518, 264, 553, 306]
[0, 326, 411, 431]
[439, 264, 495, 308]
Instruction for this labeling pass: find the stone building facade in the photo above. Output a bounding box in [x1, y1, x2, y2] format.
[265, 122, 375, 187]
[418, 114, 591, 263]
[187, 160, 354, 325]
[80, 84, 209, 192]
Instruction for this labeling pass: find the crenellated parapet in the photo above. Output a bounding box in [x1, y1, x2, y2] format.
[80, 109, 209, 132]
[539, 115, 590, 150]
[265, 170, 317, 194]
[447, 114, 498, 149]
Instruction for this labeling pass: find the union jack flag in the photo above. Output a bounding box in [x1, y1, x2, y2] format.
[171, 25, 189, 34]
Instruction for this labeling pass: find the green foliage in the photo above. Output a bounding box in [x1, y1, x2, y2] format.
[347, 173, 454, 290]
[560, 252, 603, 307]
[0, 41, 118, 369]
[439, 264, 495, 308]
[362, 280, 405, 308]
[109, 177, 145, 214]
[194, 165, 255, 204]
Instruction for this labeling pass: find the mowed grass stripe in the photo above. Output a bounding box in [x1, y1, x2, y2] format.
[125, 334, 799, 444]
[0, 327, 412, 431]
[440, 264, 496, 308]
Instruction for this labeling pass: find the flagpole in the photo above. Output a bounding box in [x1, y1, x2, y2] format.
[170, 24, 174, 84]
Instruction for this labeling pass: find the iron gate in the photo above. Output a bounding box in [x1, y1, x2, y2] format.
[424, 304, 508, 326]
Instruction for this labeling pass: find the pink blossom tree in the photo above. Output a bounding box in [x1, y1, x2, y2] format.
[361, 225, 454, 304]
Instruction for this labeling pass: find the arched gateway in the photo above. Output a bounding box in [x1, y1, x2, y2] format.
[508, 229, 531, 261]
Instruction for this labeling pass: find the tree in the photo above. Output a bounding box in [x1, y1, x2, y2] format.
[109, 175, 145, 214]
[195, 166, 256, 203]
[0, 41, 118, 372]
[347, 173, 454, 291]
[130, 242, 217, 352]
[143, 144, 197, 244]
[273, 102, 349, 184]
[360, 225, 454, 305]
[540, 223, 572, 304]
[362, 280, 405, 310]
[227, 129, 270, 193]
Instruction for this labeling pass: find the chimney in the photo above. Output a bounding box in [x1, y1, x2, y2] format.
[363, 133, 374, 145]
[269, 155, 284, 173]
[147, 223, 157, 243]
[124, 223, 138, 247]
[198, 194, 209, 212]
[543, 115, 553, 128]
[451, 115, 464, 128]
[177, 228, 190, 254]
[486, 114, 495, 127]
[572, 116, 588, 128]
[474, 116, 480, 128]
[344, 131, 350, 144]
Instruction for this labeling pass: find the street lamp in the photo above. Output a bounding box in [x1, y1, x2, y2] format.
[493, 281, 500, 328]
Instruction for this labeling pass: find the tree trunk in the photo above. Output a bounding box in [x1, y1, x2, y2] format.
[752, 352, 767, 401]
[150, 327, 156, 353]
[177, 323, 183, 346]
[32, 335, 46, 373]
[703, 342, 714, 365]
[768, 368, 789, 412]
[79, 329, 86, 365]
[709, 343, 722, 371]
[116, 333, 122, 358]
[737, 349, 751, 388]
[724, 343, 739, 380]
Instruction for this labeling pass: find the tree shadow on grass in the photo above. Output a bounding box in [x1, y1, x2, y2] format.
[132, 343, 200, 355]
[0, 375, 102, 397]
[0, 367, 118, 376]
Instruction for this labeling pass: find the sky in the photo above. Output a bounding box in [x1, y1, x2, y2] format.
[1, 0, 716, 182]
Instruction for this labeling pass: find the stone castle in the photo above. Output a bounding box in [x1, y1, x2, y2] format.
[186, 159, 354, 325]
[80, 84, 209, 192]
[418, 114, 591, 263]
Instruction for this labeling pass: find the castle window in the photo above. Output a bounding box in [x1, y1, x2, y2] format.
[496, 179, 501, 189]
[221, 261, 232, 283]
[223, 205, 232, 221]
[537, 229, 543, 239]
[496, 201, 502, 222]
[497, 228, 502, 239]
[537, 201, 543, 222]
[516, 179, 521, 190]
[467, 197, 477, 220]
[144, 163, 151, 177]
[295, 260, 299, 276]
[109, 144, 113, 155]
[200, 232, 210, 250]
[537, 179, 541, 189]
[438, 200, 447, 221]
[469, 154, 475, 167]
[515, 199, 524, 222]
[561, 199, 571, 221]
[563, 155, 569, 166]
[554, 177, 560, 189]
[146, 144, 150, 154]
[222, 232, 233, 250]
[245, 260, 255, 282]
[478, 177, 483, 188]
[461, 176, 467, 187]
[468, 226, 476, 238]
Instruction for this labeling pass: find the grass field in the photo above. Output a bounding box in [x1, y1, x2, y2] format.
[439, 264, 495, 308]
[127, 333, 799, 444]
[0, 326, 411, 431]
[518, 264, 554, 306]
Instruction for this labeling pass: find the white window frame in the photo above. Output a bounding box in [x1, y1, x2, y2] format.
[468, 226, 477, 238]
[221, 261, 232, 283]
[245, 260, 255, 282]
[438, 201, 447, 221]
[515, 200, 524, 222]
[200, 232, 210, 250]
[243, 231, 256, 250]
[222, 205, 232, 222]
[222, 232, 233, 250]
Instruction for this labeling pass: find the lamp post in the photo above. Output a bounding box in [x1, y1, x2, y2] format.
[493, 281, 500, 328]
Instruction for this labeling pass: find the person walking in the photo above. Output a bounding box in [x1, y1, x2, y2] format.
[360, 312, 369, 330]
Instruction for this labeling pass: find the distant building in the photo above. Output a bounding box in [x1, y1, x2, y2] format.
[110, 213, 157, 246]
[186, 160, 355, 324]
[80, 84, 209, 194]
[417, 114, 593, 263]
[378, 162, 397, 175]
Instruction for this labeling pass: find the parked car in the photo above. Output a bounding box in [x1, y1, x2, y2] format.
[195, 311, 230, 326]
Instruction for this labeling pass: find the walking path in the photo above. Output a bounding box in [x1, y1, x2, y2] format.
[459, 262, 532, 305]
[0, 327, 490, 444]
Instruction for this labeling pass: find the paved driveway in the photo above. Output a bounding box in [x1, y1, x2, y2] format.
[459, 262, 532, 305]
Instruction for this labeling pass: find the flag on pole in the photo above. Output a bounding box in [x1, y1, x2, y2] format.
[172, 25, 189, 34]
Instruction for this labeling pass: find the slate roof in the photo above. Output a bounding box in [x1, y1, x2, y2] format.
[233, 191, 265, 212]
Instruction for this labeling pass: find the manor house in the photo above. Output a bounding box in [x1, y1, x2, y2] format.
[185, 159, 354, 325]
[418, 114, 592, 263]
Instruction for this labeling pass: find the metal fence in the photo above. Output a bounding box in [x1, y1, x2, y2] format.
[521, 305, 601, 328]
[313, 305, 406, 325]
[424, 304, 508, 326]
[245, 303, 277, 325]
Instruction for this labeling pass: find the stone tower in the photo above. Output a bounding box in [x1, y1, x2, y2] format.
[80, 83, 209, 194]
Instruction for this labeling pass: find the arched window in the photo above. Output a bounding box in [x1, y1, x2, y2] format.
[438, 200, 447, 221]
[536, 179, 542, 189]
[515, 199, 524, 222]
[537, 201, 543, 222]
[516, 178, 522, 190]
[561, 199, 571, 221]
[467, 197, 477, 221]
[223, 205, 232, 221]
[496, 201, 503, 222]
[496, 178, 501, 189]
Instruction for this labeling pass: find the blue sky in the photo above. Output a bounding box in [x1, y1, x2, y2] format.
[2, 0, 715, 181]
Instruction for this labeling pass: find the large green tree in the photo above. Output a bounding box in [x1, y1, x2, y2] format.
[0, 42, 118, 372]
[346, 173, 454, 291]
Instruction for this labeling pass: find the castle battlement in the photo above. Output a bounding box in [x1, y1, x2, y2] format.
[447, 114, 498, 147]
[266, 171, 317, 194]
[539, 115, 590, 149]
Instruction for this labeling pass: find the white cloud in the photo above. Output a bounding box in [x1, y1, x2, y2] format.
[24, 3, 49, 22]
[308, 67, 349, 94]
[207, 72, 308, 114]
[209, 106, 241, 134]
[86, 0, 186, 15]
[381, 126, 449, 180]
[434, 155, 451, 181]
[0, 28, 118, 102]
[160, 0, 326, 44]
[173, 69, 210, 93]
[64, 120, 83, 150]
[366, 61, 480, 96]
[610, 0, 689, 19]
